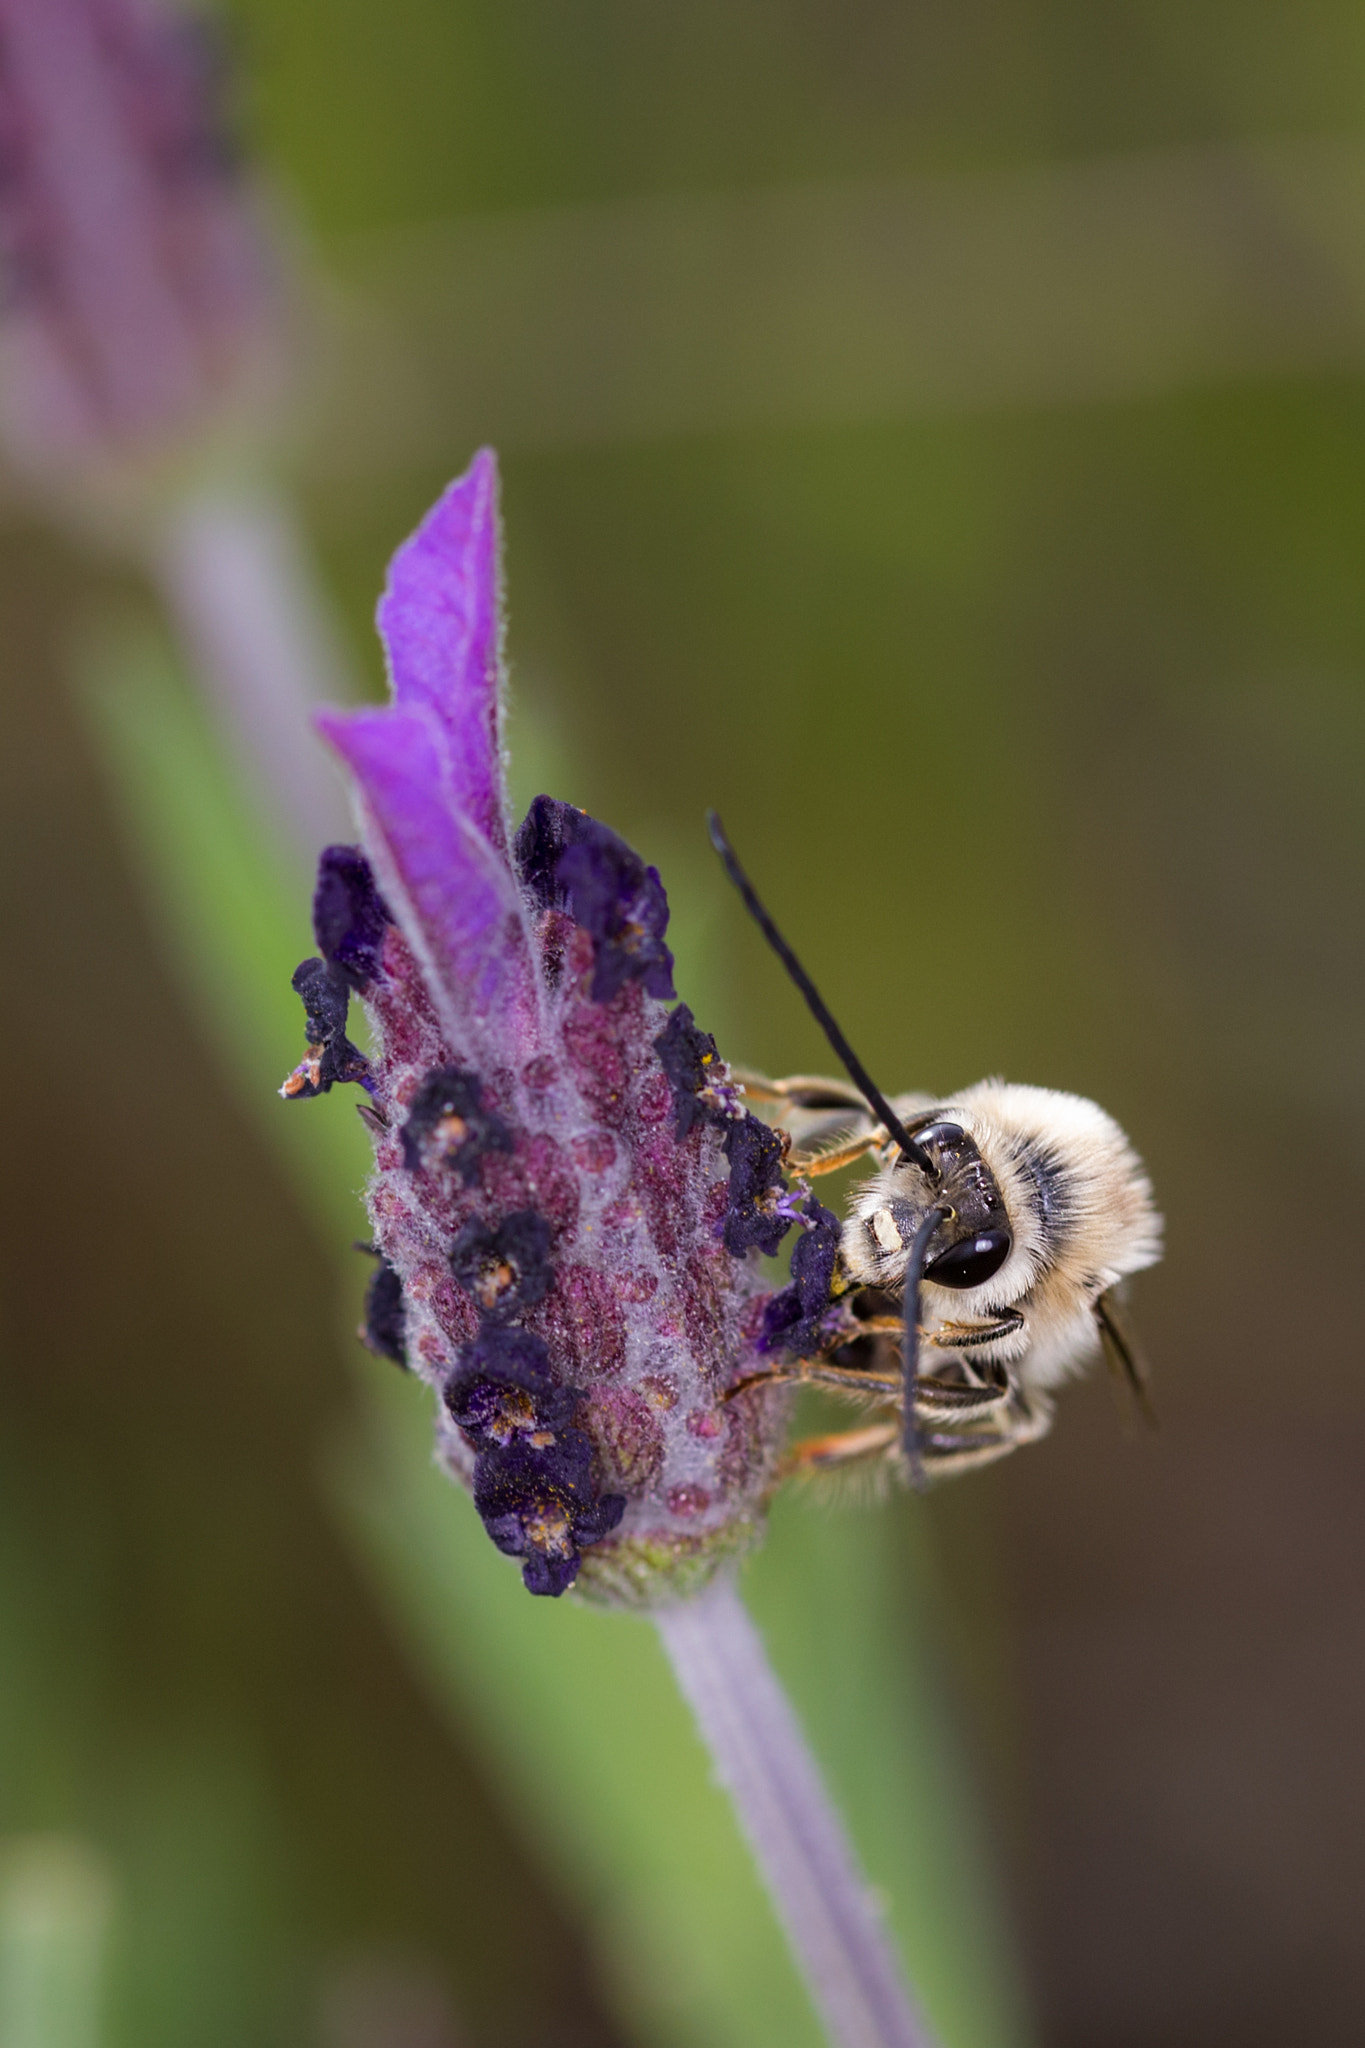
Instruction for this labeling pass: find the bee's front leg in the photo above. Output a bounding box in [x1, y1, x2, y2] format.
[729, 1068, 870, 1111]
[789, 1131, 887, 1177]
[731, 1068, 883, 1163]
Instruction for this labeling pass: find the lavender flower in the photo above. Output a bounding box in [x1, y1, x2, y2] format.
[286, 450, 808, 1602]
[0, 0, 280, 496]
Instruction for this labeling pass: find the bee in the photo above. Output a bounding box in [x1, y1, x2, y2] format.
[708, 816, 1162, 1485]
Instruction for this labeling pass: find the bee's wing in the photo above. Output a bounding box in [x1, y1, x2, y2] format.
[1096, 1286, 1158, 1431]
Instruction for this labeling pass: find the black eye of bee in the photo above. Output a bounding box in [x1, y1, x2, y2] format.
[924, 1228, 1012, 1289]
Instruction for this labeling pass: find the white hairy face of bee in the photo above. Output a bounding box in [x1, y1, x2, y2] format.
[846, 1080, 1162, 1397]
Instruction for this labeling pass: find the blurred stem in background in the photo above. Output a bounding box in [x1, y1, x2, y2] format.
[0, 1837, 113, 2048]
[149, 479, 357, 866]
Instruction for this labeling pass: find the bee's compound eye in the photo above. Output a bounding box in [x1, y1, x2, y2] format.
[924, 1227, 1012, 1289]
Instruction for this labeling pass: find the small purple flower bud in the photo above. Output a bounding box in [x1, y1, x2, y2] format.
[654, 1002, 744, 1140]
[760, 1198, 846, 1357]
[722, 1113, 798, 1257]
[361, 1253, 407, 1368]
[398, 1067, 513, 1183]
[444, 1326, 579, 1445]
[515, 795, 675, 1005]
[474, 1434, 625, 1599]
[280, 956, 369, 1099]
[295, 452, 798, 1603]
[449, 1210, 555, 1324]
[313, 844, 393, 992]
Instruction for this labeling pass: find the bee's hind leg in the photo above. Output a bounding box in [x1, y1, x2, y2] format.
[783, 1421, 899, 1476]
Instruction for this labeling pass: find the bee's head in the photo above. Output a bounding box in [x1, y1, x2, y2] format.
[705, 815, 1017, 1297]
[908, 1121, 1013, 1287]
[858, 1119, 1013, 1292]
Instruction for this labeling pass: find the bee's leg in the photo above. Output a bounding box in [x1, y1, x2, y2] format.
[851, 1310, 1023, 1345]
[913, 1372, 1013, 1424]
[789, 1131, 886, 1177]
[732, 1069, 885, 1163]
[724, 1360, 903, 1402]
[930, 1311, 1025, 1349]
[783, 1421, 900, 1475]
[917, 1403, 1053, 1479]
[730, 1068, 871, 1111]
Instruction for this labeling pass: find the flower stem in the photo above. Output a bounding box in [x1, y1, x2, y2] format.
[655, 1577, 940, 2048]
[149, 480, 357, 867]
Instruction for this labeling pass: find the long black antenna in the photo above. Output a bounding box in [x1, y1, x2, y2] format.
[900, 1203, 949, 1489]
[707, 812, 937, 1176]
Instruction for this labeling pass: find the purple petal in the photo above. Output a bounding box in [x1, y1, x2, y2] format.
[376, 448, 507, 853]
[318, 703, 524, 1041]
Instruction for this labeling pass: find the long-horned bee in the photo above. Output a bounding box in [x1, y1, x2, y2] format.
[708, 817, 1162, 1485]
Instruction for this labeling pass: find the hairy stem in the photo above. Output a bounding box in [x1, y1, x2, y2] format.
[656, 1578, 939, 2048]
[149, 481, 357, 866]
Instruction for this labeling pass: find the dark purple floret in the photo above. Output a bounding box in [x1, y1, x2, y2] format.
[760, 1198, 844, 1357]
[513, 794, 588, 907]
[361, 1254, 408, 1368]
[281, 956, 369, 1097]
[400, 1066, 513, 1182]
[654, 1003, 730, 1140]
[444, 1325, 580, 1443]
[514, 794, 675, 1005]
[312, 844, 392, 991]
[449, 1210, 556, 1322]
[473, 1431, 626, 1597]
[446, 1322, 627, 1594]
[721, 1112, 795, 1257]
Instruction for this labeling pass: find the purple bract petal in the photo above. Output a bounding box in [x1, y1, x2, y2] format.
[376, 448, 507, 854]
[317, 702, 529, 1051]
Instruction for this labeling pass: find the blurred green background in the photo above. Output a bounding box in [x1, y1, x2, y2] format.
[4, 1, 1365, 2044]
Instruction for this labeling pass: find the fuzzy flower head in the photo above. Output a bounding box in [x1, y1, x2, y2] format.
[283, 450, 822, 1604]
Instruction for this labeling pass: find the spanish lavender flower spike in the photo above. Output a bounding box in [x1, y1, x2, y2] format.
[293, 454, 941, 2048]
[308, 450, 799, 1604]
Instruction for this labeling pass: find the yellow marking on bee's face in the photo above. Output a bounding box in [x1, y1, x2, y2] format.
[870, 1208, 904, 1254]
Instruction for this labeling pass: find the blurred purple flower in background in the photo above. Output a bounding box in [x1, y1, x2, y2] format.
[0, 0, 353, 860]
[0, 0, 280, 494]
[286, 450, 809, 1602]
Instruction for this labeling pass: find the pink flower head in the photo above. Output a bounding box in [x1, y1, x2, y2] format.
[283, 451, 820, 1603]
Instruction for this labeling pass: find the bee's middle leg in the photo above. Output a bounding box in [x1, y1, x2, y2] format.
[918, 1401, 1053, 1478]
